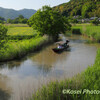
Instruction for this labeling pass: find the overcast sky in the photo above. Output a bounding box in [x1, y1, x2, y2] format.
[0, 0, 70, 10]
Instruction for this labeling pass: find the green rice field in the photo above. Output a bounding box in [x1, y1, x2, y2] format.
[72, 24, 100, 42]
[7, 27, 37, 36]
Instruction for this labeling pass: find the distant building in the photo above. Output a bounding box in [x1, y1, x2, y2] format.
[90, 17, 98, 20]
[73, 15, 100, 23]
[98, 18, 100, 21]
[73, 15, 80, 19]
[82, 18, 90, 23]
[77, 19, 82, 22]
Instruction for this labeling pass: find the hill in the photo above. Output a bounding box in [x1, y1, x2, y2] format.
[0, 7, 36, 20]
[53, 0, 100, 18]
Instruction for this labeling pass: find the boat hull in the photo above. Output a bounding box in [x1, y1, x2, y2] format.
[52, 45, 69, 53]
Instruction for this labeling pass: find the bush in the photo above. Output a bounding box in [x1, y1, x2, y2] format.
[91, 18, 99, 26]
[72, 29, 81, 34]
[0, 24, 8, 47]
[0, 24, 7, 38]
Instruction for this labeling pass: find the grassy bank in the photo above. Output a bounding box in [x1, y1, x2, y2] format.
[82, 49, 100, 100]
[72, 24, 100, 42]
[0, 24, 50, 62]
[31, 48, 100, 100]
[0, 36, 48, 62]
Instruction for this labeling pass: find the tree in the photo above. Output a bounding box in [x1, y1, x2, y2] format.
[28, 6, 71, 41]
[18, 15, 24, 19]
[21, 18, 28, 24]
[7, 15, 27, 24]
[91, 18, 99, 26]
[0, 16, 5, 24]
[0, 17, 5, 21]
[0, 24, 8, 47]
[81, 2, 96, 18]
[7, 18, 12, 23]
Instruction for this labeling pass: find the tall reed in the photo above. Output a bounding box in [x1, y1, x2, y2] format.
[0, 36, 48, 61]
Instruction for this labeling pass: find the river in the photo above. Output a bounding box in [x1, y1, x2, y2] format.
[0, 35, 97, 100]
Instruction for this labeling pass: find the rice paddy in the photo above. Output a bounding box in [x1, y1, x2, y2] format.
[72, 24, 100, 42]
[7, 27, 37, 36]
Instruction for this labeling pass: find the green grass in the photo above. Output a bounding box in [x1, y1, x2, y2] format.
[31, 49, 100, 100]
[31, 76, 83, 100]
[5, 24, 29, 27]
[0, 24, 50, 61]
[0, 36, 48, 62]
[72, 24, 100, 42]
[82, 48, 100, 100]
[7, 27, 37, 36]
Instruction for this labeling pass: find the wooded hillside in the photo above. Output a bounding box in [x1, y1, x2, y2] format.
[53, 0, 100, 18]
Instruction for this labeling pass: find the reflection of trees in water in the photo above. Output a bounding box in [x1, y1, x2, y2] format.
[37, 64, 52, 74]
[70, 39, 85, 43]
[69, 35, 87, 43]
[0, 75, 11, 100]
[0, 89, 10, 100]
[0, 61, 21, 69]
[30, 45, 69, 72]
[0, 63, 6, 69]
[0, 58, 27, 69]
[7, 61, 22, 69]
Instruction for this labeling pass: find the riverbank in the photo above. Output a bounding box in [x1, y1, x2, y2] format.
[0, 36, 49, 62]
[31, 48, 100, 100]
[0, 24, 52, 62]
[71, 24, 100, 42]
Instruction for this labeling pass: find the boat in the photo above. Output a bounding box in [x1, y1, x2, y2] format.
[52, 45, 69, 53]
[52, 40, 70, 53]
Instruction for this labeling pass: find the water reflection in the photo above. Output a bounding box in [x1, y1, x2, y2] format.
[0, 89, 10, 100]
[0, 74, 11, 100]
[0, 57, 28, 70]
[30, 45, 70, 70]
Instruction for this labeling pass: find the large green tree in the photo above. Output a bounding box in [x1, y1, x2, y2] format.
[28, 6, 71, 41]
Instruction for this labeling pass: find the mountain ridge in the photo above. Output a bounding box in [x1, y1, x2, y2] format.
[0, 7, 36, 20]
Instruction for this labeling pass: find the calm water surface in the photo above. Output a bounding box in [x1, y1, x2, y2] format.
[0, 36, 97, 100]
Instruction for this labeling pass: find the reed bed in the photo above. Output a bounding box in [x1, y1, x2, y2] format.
[0, 36, 48, 62]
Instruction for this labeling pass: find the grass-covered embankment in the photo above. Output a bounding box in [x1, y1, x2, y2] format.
[0, 36, 48, 62]
[82, 49, 100, 100]
[31, 49, 100, 100]
[0, 24, 50, 62]
[72, 24, 100, 42]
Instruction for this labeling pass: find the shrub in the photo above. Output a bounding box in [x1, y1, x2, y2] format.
[0, 24, 8, 47]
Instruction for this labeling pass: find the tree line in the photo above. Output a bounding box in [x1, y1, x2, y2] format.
[0, 15, 28, 24]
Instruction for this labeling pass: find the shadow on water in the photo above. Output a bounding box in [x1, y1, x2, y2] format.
[0, 89, 10, 100]
[0, 74, 11, 100]
[0, 44, 52, 70]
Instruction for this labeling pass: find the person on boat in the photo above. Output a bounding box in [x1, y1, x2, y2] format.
[62, 40, 69, 47]
[58, 44, 63, 49]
